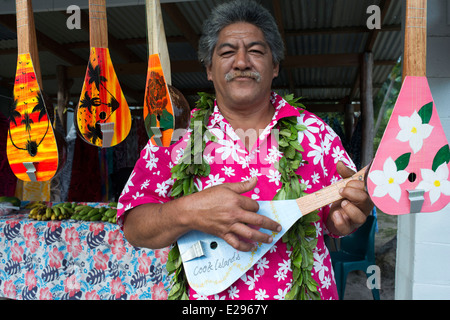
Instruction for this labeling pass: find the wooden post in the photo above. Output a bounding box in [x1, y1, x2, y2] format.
[360, 52, 374, 167]
[344, 103, 355, 142]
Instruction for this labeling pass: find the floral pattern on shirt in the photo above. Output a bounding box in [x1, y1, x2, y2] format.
[117, 92, 355, 300]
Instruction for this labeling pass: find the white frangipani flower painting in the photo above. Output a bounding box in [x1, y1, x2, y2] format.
[396, 110, 433, 153]
[368, 157, 409, 202]
[416, 163, 450, 204]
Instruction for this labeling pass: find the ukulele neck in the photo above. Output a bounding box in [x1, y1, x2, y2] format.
[403, 0, 427, 78]
[296, 166, 368, 216]
[146, 0, 171, 84]
[15, 0, 42, 86]
[89, 0, 108, 48]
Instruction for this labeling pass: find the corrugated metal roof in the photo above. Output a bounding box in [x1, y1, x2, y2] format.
[0, 0, 403, 110]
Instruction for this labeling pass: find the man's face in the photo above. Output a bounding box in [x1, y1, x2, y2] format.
[207, 22, 279, 109]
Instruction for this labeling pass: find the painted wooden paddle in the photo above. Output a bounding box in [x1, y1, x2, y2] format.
[367, 0, 450, 215]
[144, 0, 190, 146]
[177, 165, 368, 296]
[75, 0, 132, 148]
[6, 0, 60, 182]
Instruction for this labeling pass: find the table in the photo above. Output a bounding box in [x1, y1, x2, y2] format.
[0, 204, 171, 300]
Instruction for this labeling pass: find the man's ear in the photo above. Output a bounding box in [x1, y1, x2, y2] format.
[273, 63, 280, 79]
[206, 64, 213, 81]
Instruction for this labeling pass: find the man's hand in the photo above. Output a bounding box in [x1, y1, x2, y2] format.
[184, 177, 282, 252]
[326, 161, 374, 236]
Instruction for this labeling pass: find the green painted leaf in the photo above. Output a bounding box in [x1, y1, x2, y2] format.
[432, 144, 450, 171]
[395, 153, 411, 171]
[418, 102, 433, 124]
[160, 109, 174, 130]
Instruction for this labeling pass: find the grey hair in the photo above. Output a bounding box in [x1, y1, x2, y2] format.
[198, 0, 285, 67]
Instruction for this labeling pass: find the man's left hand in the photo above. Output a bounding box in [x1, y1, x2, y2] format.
[326, 161, 374, 236]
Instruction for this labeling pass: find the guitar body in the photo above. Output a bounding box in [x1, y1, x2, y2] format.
[178, 166, 368, 296]
[144, 0, 190, 146]
[367, 0, 450, 215]
[7, 1, 60, 182]
[367, 76, 450, 214]
[75, 47, 131, 147]
[178, 200, 301, 296]
[75, 0, 131, 148]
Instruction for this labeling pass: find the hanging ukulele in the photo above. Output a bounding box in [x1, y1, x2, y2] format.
[143, 0, 190, 146]
[367, 0, 450, 215]
[7, 0, 61, 182]
[75, 0, 131, 148]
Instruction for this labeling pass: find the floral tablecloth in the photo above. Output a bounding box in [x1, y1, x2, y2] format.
[0, 206, 171, 300]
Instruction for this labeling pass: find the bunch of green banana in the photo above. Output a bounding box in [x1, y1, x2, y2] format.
[24, 201, 46, 209]
[51, 202, 76, 220]
[70, 202, 118, 224]
[27, 201, 118, 224]
[28, 202, 51, 221]
[27, 202, 73, 221]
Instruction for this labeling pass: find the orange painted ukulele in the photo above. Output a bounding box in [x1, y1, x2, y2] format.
[144, 0, 190, 146]
[6, 0, 60, 182]
[75, 0, 131, 147]
[367, 0, 450, 214]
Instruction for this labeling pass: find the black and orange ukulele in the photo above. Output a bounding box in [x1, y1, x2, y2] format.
[75, 0, 132, 148]
[367, 0, 450, 214]
[144, 0, 190, 146]
[7, 0, 61, 182]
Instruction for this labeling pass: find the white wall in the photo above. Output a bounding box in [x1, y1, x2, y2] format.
[395, 0, 450, 300]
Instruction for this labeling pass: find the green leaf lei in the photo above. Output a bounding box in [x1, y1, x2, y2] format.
[166, 92, 321, 300]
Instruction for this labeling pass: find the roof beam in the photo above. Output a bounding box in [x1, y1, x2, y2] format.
[283, 53, 361, 68]
[285, 24, 400, 37]
[77, 10, 143, 63]
[365, 0, 393, 52]
[0, 13, 85, 65]
[162, 3, 199, 51]
[350, 0, 394, 100]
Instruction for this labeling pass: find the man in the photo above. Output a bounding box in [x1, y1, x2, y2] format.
[117, 0, 373, 300]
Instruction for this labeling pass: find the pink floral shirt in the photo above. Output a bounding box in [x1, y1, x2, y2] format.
[117, 92, 355, 300]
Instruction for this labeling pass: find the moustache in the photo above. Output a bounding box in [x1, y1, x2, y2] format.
[225, 71, 261, 83]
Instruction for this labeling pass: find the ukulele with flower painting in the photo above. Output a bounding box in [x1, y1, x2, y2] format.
[75, 0, 131, 148]
[143, 0, 190, 147]
[367, 0, 450, 214]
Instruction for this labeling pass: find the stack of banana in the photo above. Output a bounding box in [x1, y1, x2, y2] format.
[26, 201, 118, 224]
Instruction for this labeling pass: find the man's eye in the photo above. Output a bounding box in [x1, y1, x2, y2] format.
[220, 51, 234, 57]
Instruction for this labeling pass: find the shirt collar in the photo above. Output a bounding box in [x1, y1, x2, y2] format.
[207, 91, 302, 130]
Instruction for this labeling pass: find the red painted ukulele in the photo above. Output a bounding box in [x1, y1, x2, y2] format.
[7, 0, 60, 182]
[75, 0, 132, 148]
[144, 0, 190, 146]
[367, 0, 450, 214]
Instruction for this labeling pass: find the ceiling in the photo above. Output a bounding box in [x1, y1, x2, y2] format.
[0, 0, 403, 115]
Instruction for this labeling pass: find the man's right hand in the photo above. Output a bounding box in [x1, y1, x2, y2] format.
[182, 177, 282, 252]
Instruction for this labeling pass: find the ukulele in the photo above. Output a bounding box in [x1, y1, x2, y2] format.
[367, 0, 450, 215]
[7, 0, 60, 182]
[177, 166, 368, 296]
[144, 0, 190, 146]
[75, 0, 132, 148]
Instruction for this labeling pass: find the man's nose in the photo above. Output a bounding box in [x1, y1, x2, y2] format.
[233, 49, 251, 70]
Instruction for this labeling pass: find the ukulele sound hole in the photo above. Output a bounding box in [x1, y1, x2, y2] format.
[408, 172, 417, 182]
[210, 242, 218, 250]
